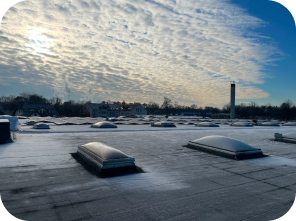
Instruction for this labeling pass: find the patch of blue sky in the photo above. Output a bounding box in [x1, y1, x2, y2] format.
[106, 35, 136, 45]
[228, 0, 296, 106]
[124, 25, 128, 29]
[83, 24, 89, 28]
[126, 62, 138, 65]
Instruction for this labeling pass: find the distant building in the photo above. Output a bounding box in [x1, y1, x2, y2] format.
[120, 104, 147, 116]
[84, 103, 147, 117]
[16, 103, 59, 117]
[84, 103, 121, 118]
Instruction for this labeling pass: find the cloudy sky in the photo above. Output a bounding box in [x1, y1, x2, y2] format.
[0, 0, 295, 106]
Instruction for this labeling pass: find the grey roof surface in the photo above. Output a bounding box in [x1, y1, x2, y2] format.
[1, 123, 296, 221]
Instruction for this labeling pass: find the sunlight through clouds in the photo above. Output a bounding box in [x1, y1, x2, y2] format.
[0, 0, 280, 105]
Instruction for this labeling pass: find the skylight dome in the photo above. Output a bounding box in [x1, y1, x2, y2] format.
[231, 122, 253, 127]
[91, 121, 117, 128]
[282, 122, 296, 126]
[77, 142, 135, 174]
[283, 132, 296, 139]
[33, 123, 50, 129]
[26, 120, 37, 125]
[187, 136, 264, 160]
[259, 122, 280, 126]
[151, 121, 176, 127]
[195, 122, 219, 127]
[274, 132, 296, 144]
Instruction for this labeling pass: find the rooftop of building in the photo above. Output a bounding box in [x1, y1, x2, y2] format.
[1, 117, 296, 221]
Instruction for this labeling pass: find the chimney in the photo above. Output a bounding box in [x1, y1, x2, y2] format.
[230, 82, 235, 119]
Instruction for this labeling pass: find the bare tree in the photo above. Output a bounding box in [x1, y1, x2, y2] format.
[161, 97, 172, 115]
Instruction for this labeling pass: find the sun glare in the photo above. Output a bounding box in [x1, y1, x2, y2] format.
[25, 27, 55, 56]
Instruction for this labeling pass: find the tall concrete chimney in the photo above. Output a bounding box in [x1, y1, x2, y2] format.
[230, 82, 235, 119]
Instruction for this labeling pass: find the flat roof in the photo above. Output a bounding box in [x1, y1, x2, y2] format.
[1, 120, 296, 220]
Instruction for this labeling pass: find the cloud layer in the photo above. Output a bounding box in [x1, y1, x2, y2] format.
[0, 0, 279, 105]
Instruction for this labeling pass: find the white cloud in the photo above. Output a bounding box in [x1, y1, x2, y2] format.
[0, 0, 281, 106]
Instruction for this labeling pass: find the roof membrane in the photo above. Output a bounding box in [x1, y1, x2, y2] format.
[188, 136, 263, 160]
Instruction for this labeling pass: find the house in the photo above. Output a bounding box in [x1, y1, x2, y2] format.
[17, 103, 59, 117]
[84, 103, 147, 117]
[84, 103, 121, 118]
[120, 104, 147, 116]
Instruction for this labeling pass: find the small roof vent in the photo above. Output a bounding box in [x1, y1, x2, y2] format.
[187, 136, 264, 160]
[231, 122, 253, 127]
[26, 120, 37, 125]
[77, 142, 135, 174]
[195, 122, 219, 127]
[91, 121, 117, 128]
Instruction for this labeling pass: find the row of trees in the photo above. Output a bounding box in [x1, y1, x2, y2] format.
[0, 93, 296, 120]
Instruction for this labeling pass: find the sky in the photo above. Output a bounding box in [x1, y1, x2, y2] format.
[0, 0, 295, 107]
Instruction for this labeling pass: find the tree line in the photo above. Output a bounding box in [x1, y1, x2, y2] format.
[0, 93, 295, 120]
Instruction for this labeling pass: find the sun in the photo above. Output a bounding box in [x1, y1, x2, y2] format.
[25, 27, 55, 56]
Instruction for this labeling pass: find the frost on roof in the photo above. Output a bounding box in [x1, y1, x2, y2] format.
[188, 136, 264, 160]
